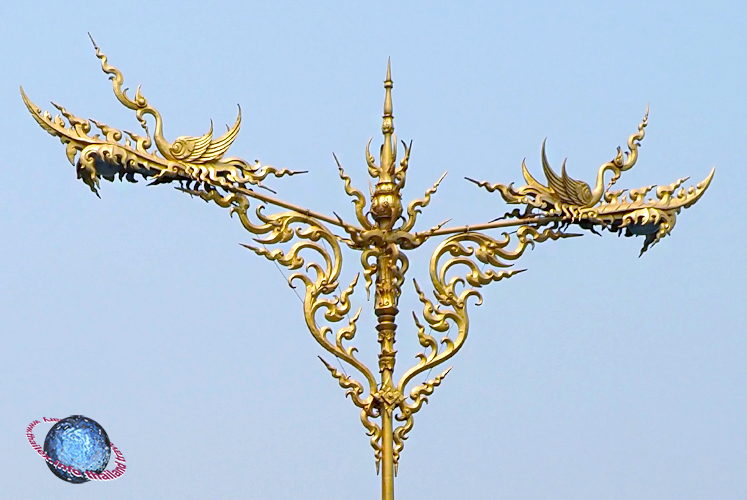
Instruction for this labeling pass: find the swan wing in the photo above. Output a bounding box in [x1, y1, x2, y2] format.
[541, 140, 569, 201]
[197, 106, 241, 163]
[171, 123, 213, 162]
[561, 161, 593, 206]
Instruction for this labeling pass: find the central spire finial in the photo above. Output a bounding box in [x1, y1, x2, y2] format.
[383, 58, 393, 119]
[380, 58, 395, 175]
[369, 59, 403, 229]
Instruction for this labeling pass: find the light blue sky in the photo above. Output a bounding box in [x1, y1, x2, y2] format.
[1, 1, 746, 499]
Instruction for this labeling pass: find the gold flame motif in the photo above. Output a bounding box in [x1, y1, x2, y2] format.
[466, 110, 714, 255]
[20, 35, 303, 197]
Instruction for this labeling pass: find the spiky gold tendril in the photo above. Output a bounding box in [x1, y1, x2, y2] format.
[334, 153, 370, 228]
[400, 171, 448, 232]
[392, 366, 451, 472]
[466, 111, 714, 254]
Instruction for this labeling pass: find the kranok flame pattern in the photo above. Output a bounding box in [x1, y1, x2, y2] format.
[466, 111, 714, 255]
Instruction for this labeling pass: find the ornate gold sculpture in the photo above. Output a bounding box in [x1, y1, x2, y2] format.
[22, 40, 713, 500]
[466, 115, 714, 255]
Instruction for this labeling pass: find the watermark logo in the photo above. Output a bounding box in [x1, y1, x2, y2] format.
[26, 416, 126, 483]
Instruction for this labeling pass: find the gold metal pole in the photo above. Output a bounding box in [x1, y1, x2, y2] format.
[381, 409, 395, 500]
[372, 65, 401, 499]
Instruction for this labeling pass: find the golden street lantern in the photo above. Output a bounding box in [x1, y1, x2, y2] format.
[22, 38, 713, 500]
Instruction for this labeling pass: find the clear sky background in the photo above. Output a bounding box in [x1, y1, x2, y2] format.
[1, 1, 745, 499]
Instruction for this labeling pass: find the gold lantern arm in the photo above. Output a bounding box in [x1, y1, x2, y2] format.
[459, 111, 714, 255]
[21, 45, 368, 234]
[460, 167, 715, 256]
[413, 214, 558, 239]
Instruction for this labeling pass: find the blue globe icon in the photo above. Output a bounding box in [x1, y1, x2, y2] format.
[43, 415, 111, 483]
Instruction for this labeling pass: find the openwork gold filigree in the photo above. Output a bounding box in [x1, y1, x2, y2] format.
[185, 188, 377, 391]
[467, 110, 714, 254]
[23, 40, 713, 500]
[21, 36, 303, 198]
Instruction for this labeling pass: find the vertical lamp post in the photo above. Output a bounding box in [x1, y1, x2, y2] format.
[22, 40, 713, 500]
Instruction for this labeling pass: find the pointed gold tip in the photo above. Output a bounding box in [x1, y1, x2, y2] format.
[378, 58, 395, 173]
[19, 86, 33, 110]
[19, 86, 42, 118]
[383, 59, 393, 118]
[317, 355, 332, 369]
[699, 166, 716, 189]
